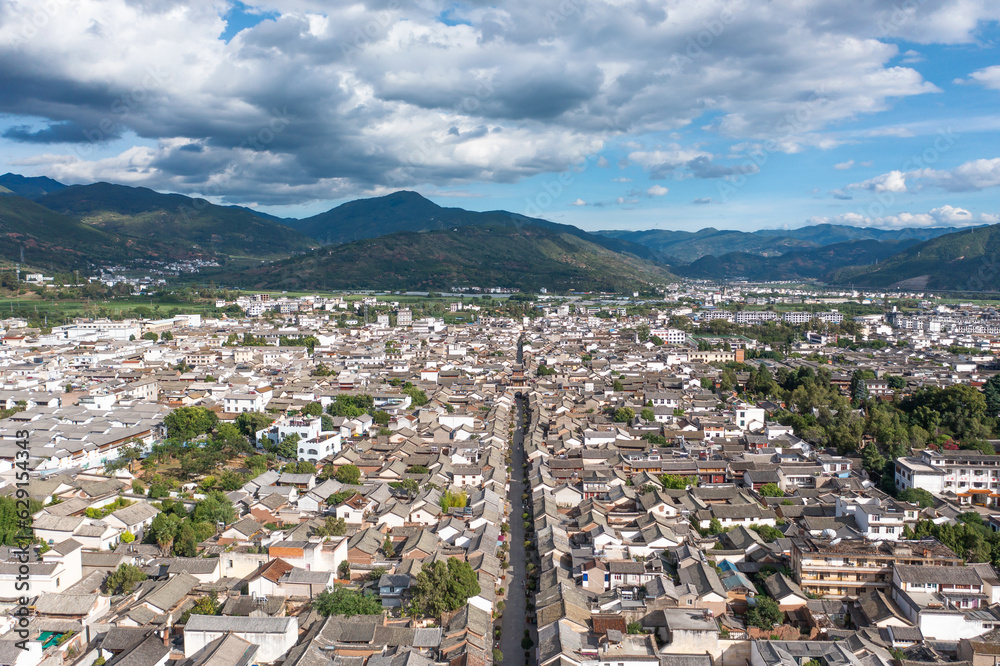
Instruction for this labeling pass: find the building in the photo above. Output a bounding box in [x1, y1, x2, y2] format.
[792, 537, 963, 598]
[896, 450, 1000, 506]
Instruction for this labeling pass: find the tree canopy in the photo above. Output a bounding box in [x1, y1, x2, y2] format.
[410, 558, 481, 618]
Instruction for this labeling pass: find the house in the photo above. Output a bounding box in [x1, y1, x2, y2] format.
[762, 573, 809, 612]
[183, 615, 298, 663]
[103, 502, 160, 538]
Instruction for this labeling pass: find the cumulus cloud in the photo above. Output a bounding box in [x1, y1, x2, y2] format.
[808, 206, 993, 229]
[839, 158, 1000, 197]
[957, 66, 1000, 90]
[0, 0, 995, 203]
[646, 185, 668, 196]
[834, 160, 855, 170]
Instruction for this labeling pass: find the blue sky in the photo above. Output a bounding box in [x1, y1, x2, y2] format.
[1, 1, 999, 232]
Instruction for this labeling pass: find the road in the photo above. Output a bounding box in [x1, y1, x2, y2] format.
[500, 343, 529, 666]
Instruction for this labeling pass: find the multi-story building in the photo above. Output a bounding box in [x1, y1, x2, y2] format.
[896, 450, 1000, 506]
[792, 537, 962, 598]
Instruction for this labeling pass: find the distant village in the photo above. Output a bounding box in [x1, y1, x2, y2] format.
[0, 283, 998, 666]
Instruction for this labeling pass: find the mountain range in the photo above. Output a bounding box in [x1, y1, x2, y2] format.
[0, 172, 997, 292]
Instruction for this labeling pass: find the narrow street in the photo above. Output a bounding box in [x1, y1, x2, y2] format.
[499, 343, 529, 666]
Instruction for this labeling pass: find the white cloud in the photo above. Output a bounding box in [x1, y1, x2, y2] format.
[646, 185, 669, 196]
[569, 198, 586, 206]
[957, 65, 1000, 90]
[842, 158, 1000, 197]
[0, 0, 994, 202]
[809, 206, 993, 229]
[834, 160, 855, 170]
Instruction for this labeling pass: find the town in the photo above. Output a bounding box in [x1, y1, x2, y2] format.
[0, 284, 997, 666]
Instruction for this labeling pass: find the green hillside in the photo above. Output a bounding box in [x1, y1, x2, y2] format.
[36, 183, 317, 262]
[217, 224, 674, 292]
[0, 195, 156, 270]
[675, 239, 919, 282]
[832, 224, 1000, 291]
[0, 173, 66, 199]
[601, 224, 967, 262]
[289, 190, 663, 262]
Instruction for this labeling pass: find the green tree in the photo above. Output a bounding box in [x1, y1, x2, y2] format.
[986, 374, 1000, 420]
[750, 524, 783, 543]
[142, 331, 158, 342]
[164, 406, 218, 441]
[746, 595, 783, 629]
[614, 407, 635, 423]
[275, 433, 300, 459]
[180, 592, 221, 623]
[192, 490, 236, 526]
[314, 516, 347, 537]
[335, 464, 361, 485]
[659, 474, 698, 490]
[411, 558, 481, 618]
[626, 621, 645, 634]
[235, 412, 273, 440]
[898, 488, 935, 508]
[314, 586, 383, 617]
[758, 483, 784, 498]
[640, 407, 655, 422]
[321, 415, 335, 431]
[105, 563, 147, 594]
[302, 402, 323, 416]
[861, 443, 887, 476]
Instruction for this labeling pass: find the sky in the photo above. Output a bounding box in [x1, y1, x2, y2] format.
[1, 0, 1000, 232]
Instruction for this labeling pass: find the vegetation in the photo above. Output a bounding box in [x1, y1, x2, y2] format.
[659, 474, 698, 490]
[105, 563, 147, 595]
[409, 558, 481, 618]
[314, 586, 383, 617]
[335, 464, 362, 485]
[746, 595, 783, 629]
[758, 483, 784, 498]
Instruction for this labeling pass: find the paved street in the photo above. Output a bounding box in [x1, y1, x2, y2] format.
[500, 394, 528, 666]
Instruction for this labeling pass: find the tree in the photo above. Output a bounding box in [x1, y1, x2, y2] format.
[640, 407, 655, 422]
[411, 558, 481, 618]
[383, 536, 396, 559]
[987, 374, 1000, 420]
[142, 331, 158, 341]
[369, 566, 388, 582]
[180, 592, 221, 623]
[161, 331, 173, 341]
[314, 586, 383, 617]
[235, 412, 273, 440]
[105, 563, 147, 594]
[626, 621, 645, 634]
[275, 434, 300, 459]
[314, 516, 347, 537]
[659, 474, 697, 490]
[746, 595, 783, 629]
[861, 443, 887, 476]
[613, 407, 635, 423]
[492, 649, 503, 664]
[898, 488, 935, 508]
[321, 415, 335, 431]
[750, 524, 783, 543]
[635, 324, 650, 342]
[758, 483, 784, 498]
[192, 491, 236, 526]
[117, 441, 143, 473]
[335, 464, 361, 485]
[302, 402, 323, 416]
[164, 406, 218, 441]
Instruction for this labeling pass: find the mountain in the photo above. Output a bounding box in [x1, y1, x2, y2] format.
[832, 224, 1000, 291]
[35, 183, 316, 261]
[288, 191, 663, 262]
[216, 224, 674, 292]
[599, 224, 967, 262]
[674, 239, 921, 282]
[0, 195, 159, 270]
[0, 173, 67, 199]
